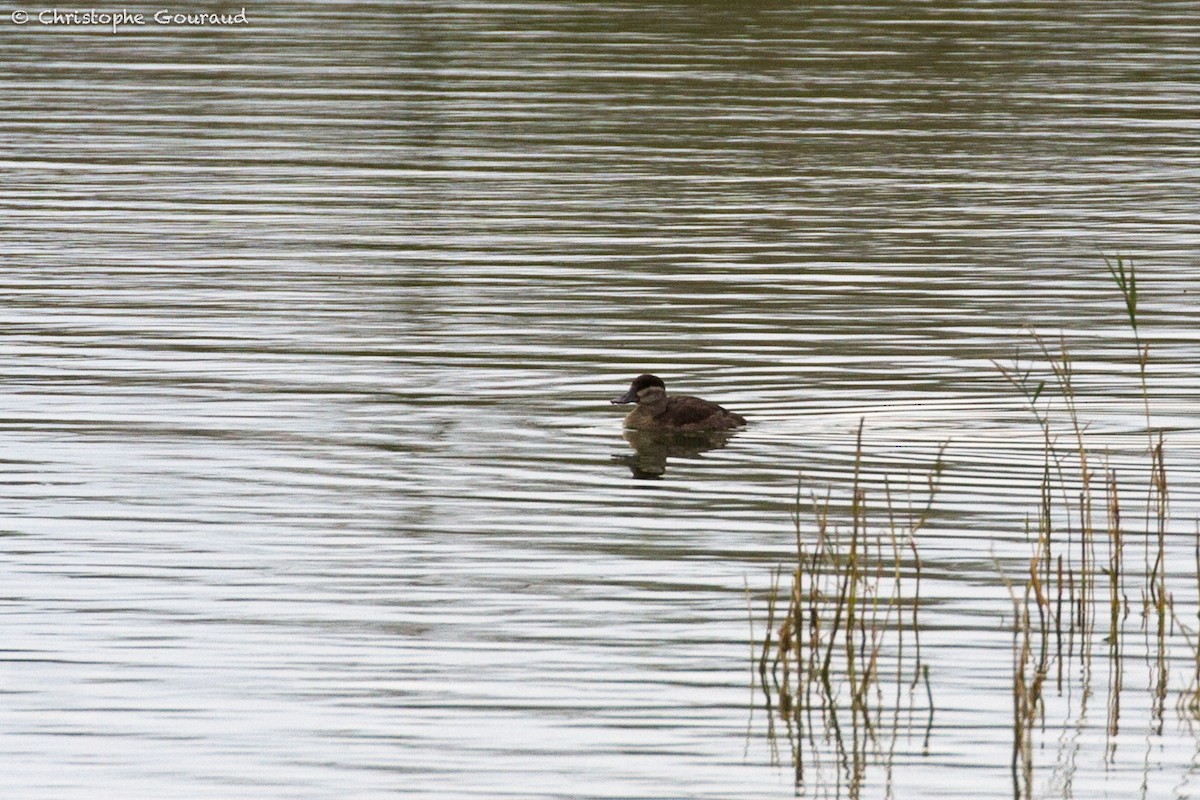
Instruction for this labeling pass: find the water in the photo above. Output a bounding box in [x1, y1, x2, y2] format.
[2, 2, 1200, 798]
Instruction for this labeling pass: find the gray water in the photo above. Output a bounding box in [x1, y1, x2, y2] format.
[3, 3, 1200, 798]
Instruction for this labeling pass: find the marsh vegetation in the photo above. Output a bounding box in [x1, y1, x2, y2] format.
[755, 261, 1200, 798]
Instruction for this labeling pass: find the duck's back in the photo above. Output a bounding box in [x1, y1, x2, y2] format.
[659, 395, 746, 432]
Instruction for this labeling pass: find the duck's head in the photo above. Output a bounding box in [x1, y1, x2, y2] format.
[611, 373, 667, 406]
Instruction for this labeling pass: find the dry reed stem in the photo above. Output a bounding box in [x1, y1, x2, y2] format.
[760, 424, 944, 794]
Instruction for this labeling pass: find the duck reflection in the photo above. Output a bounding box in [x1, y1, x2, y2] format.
[612, 428, 736, 479]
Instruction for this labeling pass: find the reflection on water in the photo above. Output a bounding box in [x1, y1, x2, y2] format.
[613, 429, 740, 479]
[3, 1, 1200, 798]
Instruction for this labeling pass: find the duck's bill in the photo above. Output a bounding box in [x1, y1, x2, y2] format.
[611, 390, 636, 404]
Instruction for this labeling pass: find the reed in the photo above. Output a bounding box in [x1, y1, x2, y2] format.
[756, 259, 1200, 795]
[758, 422, 944, 795]
[994, 258, 1200, 796]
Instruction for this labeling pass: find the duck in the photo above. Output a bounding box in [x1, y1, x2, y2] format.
[610, 374, 747, 432]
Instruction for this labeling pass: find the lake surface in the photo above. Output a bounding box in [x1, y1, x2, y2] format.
[3, 2, 1200, 798]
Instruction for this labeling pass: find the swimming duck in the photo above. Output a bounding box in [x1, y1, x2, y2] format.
[611, 374, 747, 432]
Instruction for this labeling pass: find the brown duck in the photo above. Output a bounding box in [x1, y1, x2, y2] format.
[611, 374, 747, 432]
